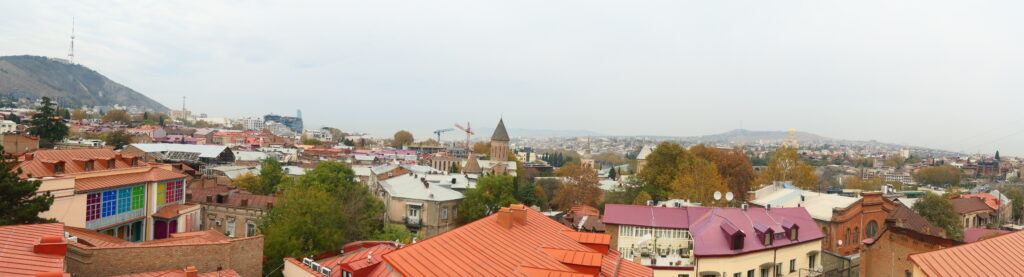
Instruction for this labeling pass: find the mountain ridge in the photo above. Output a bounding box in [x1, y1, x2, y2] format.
[0, 55, 169, 112]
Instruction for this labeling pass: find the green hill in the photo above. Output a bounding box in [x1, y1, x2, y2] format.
[0, 55, 169, 112]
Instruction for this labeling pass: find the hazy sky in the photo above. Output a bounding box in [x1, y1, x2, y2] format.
[2, 1, 1023, 155]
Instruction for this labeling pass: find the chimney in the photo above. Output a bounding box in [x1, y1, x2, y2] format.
[510, 204, 527, 225]
[184, 266, 198, 277]
[33, 236, 67, 256]
[240, 199, 249, 207]
[496, 207, 513, 229]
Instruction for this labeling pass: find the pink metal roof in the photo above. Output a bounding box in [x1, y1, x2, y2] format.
[602, 204, 689, 229]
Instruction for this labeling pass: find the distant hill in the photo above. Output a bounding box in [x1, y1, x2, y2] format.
[687, 129, 832, 144]
[473, 127, 606, 139]
[0, 55, 169, 112]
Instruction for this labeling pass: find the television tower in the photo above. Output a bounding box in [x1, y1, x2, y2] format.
[68, 17, 75, 64]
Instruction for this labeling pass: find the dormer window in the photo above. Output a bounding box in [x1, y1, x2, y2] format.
[108, 159, 116, 169]
[54, 162, 65, 174]
[85, 161, 94, 171]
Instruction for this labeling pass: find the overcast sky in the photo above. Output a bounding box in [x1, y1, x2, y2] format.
[2, 1, 1023, 155]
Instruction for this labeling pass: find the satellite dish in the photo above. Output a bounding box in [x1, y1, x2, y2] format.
[725, 192, 734, 201]
[713, 191, 722, 201]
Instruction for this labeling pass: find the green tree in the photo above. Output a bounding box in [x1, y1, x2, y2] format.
[104, 130, 133, 150]
[458, 175, 517, 223]
[261, 161, 384, 275]
[0, 145, 55, 225]
[756, 147, 817, 191]
[914, 165, 962, 186]
[393, 130, 414, 147]
[371, 223, 421, 244]
[252, 157, 289, 195]
[27, 97, 69, 149]
[913, 193, 963, 241]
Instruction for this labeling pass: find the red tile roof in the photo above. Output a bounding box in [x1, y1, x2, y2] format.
[910, 230, 1024, 277]
[0, 223, 67, 277]
[74, 167, 186, 192]
[17, 149, 143, 178]
[381, 205, 651, 276]
[603, 204, 689, 229]
[963, 228, 1012, 243]
[113, 268, 240, 277]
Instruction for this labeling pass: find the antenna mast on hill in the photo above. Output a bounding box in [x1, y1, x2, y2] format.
[68, 17, 75, 64]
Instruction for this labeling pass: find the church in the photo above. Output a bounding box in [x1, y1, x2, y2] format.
[462, 119, 517, 176]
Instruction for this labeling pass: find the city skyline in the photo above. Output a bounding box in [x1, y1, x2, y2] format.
[2, 1, 1024, 155]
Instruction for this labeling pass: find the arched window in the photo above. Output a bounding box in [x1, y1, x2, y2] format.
[866, 220, 879, 238]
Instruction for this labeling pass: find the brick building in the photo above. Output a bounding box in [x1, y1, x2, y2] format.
[188, 186, 276, 238]
[860, 206, 955, 277]
[65, 227, 263, 277]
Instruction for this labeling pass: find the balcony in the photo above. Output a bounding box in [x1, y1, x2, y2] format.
[404, 216, 421, 228]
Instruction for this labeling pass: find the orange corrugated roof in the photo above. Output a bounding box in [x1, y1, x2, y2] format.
[381, 207, 651, 277]
[561, 230, 611, 245]
[519, 266, 592, 277]
[910, 230, 1024, 277]
[17, 149, 144, 178]
[113, 268, 240, 277]
[540, 248, 603, 267]
[0, 223, 66, 277]
[75, 167, 186, 192]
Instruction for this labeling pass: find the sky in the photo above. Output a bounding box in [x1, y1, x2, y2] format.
[1, 1, 1023, 155]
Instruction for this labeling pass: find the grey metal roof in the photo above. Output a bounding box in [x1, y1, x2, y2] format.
[130, 143, 229, 159]
[380, 174, 464, 202]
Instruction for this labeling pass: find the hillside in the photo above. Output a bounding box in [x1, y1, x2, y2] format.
[0, 55, 169, 112]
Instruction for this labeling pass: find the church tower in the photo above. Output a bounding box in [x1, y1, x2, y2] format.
[490, 119, 510, 161]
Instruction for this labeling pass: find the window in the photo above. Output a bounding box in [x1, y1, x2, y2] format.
[789, 259, 796, 272]
[226, 217, 236, 237]
[441, 206, 449, 220]
[85, 161, 94, 171]
[246, 221, 257, 237]
[866, 220, 879, 238]
[809, 253, 817, 269]
[108, 159, 116, 169]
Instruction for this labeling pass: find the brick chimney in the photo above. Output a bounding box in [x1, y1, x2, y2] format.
[184, 266, 198, 277]
[509, 204, 527, 225]
[33, 236, 67, 256]
[496, 207, 513, 229]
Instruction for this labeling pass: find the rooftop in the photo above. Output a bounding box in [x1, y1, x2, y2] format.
[0, 223, 67, 277]
[381, 205, 650, 276]
[911, 230, 1024, 277]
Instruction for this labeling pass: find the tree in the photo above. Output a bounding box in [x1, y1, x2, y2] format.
[757, 147, 817, 191]
[392, 130, 414, 147]
[669, 158, 730, 206]
[550, 163, 603, 211]
[371, 224, 421, 244]
[913, 193, 963, 241]
[457, 175, 517, 223]
[690, 145, 756, 201]
[101, 109, 132, 123]
[261, 161, 383, 274]
[104, 130, 133, 150]
[0, 145, 54, 225]
[915, 165, 962, 186]
[251, 157, 289, 195]
[233, 173, 261, 193]
[27, 97, 69, 149]
[636, 142, 689, 200]
[632, 191, 652, 205]
[71, 109, 88, 121]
